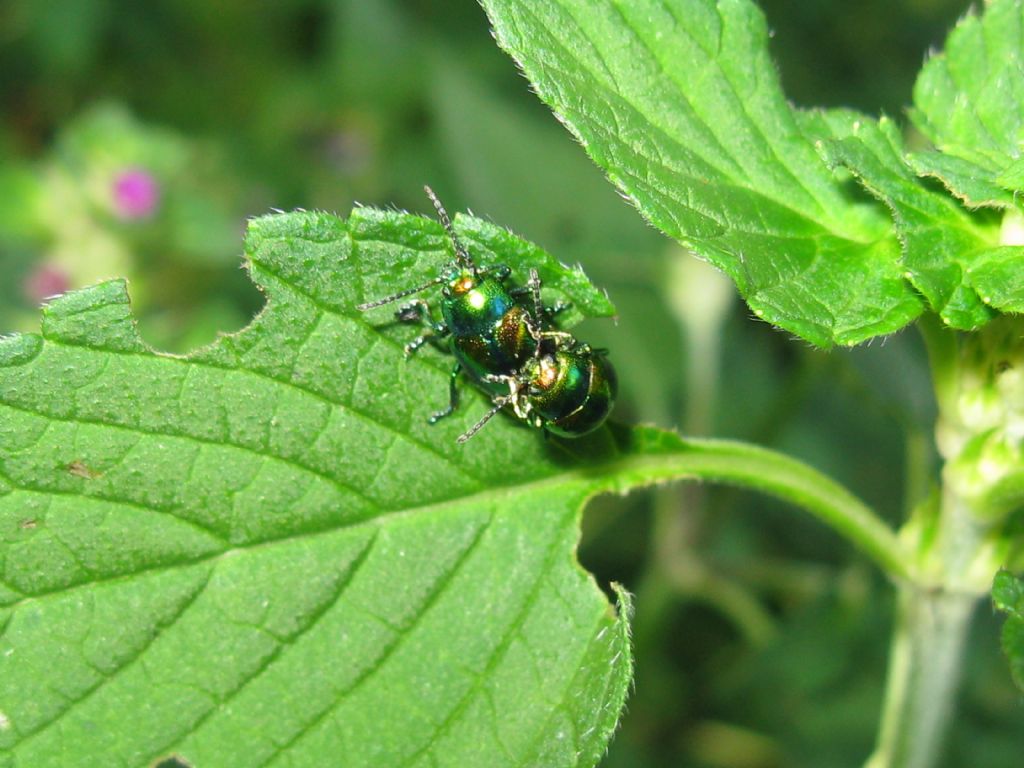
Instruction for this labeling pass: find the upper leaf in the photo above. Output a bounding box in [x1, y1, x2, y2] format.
[993, 570, 1024, 692]
[479, 0, 925, 347]
[911, 0, 1024, 208]
[908, 151, 1018, 210]
[807, 110, 1023, 325]
[0, 207, 634, 768]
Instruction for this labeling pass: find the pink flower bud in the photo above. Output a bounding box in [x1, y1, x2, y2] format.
[112, 167, 160, 219]
[24, 264, 70, 303]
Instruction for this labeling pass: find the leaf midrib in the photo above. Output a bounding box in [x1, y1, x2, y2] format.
[0, 432, 637, 611]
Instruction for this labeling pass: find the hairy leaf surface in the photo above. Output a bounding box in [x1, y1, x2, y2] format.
[993, 570, 1024, 692]
[479, 0, 925, 347]
[911, 0, 1024, 208]
[0, 208, 639, 768]
[808, 110, 1024, 324]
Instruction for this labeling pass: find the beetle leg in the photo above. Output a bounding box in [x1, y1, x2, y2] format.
[428, 364, 462, 424]
[538, 329, 576, 349]
[481, 373, 532, 420]
[404, 333, 435, 355]
[456, 394, 511, 444]
[404, 325, 451, 356]
[397, 299, 449, 356]
[396, 299, 445, 330]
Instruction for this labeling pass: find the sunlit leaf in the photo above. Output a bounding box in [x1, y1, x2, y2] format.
[911, 0, 1024, 208]
[807, 110, 1023, 325]
[479, 0, 925, 347]
[0, 208, 636, 768]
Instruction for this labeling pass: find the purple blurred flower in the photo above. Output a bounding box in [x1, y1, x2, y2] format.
[111, 167, 161, 219]
[24, 264, 70, 303]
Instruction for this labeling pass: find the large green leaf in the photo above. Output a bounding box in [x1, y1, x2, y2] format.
[806, 110, 1024, 324]
[0, 208, 637, 768]
[0, 205, 913, 767]
[911, 0, 1024, 208]
[993, 570, 1024, 692]
[478, 0, 925, 347]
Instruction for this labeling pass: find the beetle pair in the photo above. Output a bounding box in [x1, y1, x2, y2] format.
[358, 187, 616, 443]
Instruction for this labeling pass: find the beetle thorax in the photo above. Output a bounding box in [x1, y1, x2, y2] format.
[441, 273, 514, 337]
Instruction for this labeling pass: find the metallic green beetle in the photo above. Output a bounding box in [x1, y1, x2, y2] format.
[357, 186, 616, 443]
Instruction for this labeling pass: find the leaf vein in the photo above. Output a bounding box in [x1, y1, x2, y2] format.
[143, 528, 381, 765]
[255, 512, 494, 768]
[11, 564, 215, 746]
[44, 298, 480, 487]
[0, 398, 379, 520]
[393, 511, 572, 768]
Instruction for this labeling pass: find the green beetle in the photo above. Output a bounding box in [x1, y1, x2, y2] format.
[358, 186, 616, 442]
[464, 341, 618, 442]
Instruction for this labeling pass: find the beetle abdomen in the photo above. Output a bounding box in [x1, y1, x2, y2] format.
[531, 349, 617, 438]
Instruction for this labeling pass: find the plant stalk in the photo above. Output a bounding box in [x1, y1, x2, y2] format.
[603, 436, 910, 581]
[866, 313, 995, 768]
[865, 584, 977, 768]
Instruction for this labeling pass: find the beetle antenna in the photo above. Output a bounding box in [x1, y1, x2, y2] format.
[456, 397, 509, 443]
[356, 276, 444, 310]
[425, 185, 476, 274]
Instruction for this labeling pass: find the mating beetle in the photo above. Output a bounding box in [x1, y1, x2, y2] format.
[357, 186, 616, 443]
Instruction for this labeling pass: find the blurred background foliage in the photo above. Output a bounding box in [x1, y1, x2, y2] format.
[0, 0, 1020, 766]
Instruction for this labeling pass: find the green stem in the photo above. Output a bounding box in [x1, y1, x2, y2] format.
[865, 313, 1016, 768]
[602, 434, 911, 581]
[901, 428, 933, 519]
[865, 483, 987, 768]
[866, 585, 977, 768]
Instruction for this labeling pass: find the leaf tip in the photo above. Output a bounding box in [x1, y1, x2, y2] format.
[36, 279, 149, 353]
[0, 333, 43, 367]
[994, 569, 1024, 616]
[610, 581, 634, 625]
